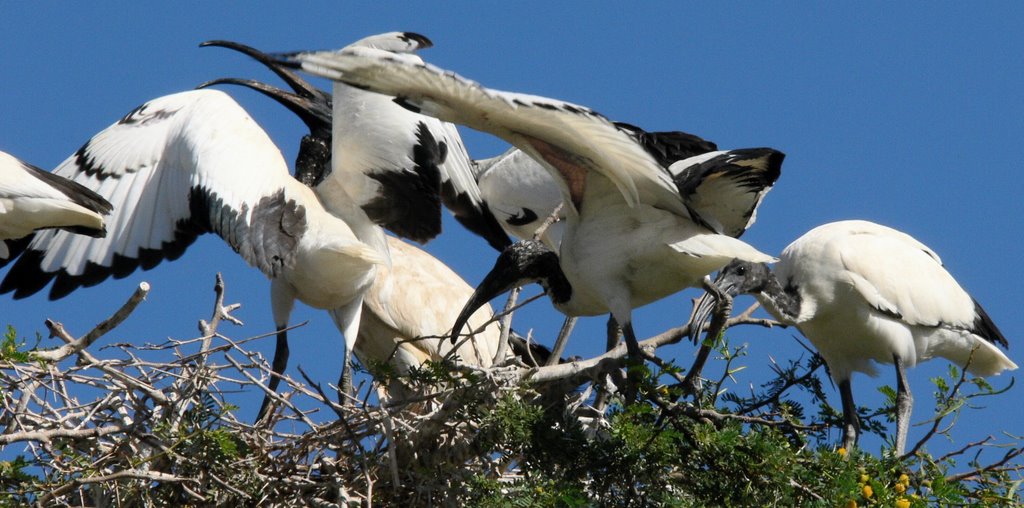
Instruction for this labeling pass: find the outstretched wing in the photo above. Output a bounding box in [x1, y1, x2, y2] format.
[0, 89, 313, 299]
[671, 148, 784, 238]
[281, 44, 688, 218]
[206, 34, 510, 250]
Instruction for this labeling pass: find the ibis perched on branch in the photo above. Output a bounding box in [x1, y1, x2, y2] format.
[0, 150, 112, 262]
[274, 42, 783, 358]
[691, 220, 1018, 454]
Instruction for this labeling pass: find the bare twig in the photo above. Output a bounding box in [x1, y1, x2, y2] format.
[32, 282, 150, 362]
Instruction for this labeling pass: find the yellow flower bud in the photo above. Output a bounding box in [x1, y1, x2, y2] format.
[859, 474, 869, 484]
[894, 483, 906, 494]
[895, 498, 910, 508]
[862, 484, 873, 498]
[837, 447, 848, 457]
[844, 500, 857, 508]
[898, 473, 910, 485]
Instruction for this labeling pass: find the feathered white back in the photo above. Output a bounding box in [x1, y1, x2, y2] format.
[778, 220, 1017, 379]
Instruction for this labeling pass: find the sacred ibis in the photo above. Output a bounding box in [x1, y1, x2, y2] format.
[196, 39, 509, 416]
[690, 220, 1018, 454]
[0, 89, 388, 402]
[272, 43, 783, 358]
[0, 150, 112, 261]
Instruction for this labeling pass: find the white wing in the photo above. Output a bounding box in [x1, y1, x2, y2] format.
[0, 89, 324, 299]
[0, 150, 111, 258]
[301, 33, 509, 249]
[287, 45, 687, 218]
[358, 236, 501, 371]
[475, 147, 565, 248]
[669, 148, 784, 238]
[797, 220, 975, 329]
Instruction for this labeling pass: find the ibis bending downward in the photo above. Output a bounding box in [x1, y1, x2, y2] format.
[0, 150, 112, 261]
[277, 42, 783, 359]
[0, 89, 387, 404]
[691, 220, 1018, 454]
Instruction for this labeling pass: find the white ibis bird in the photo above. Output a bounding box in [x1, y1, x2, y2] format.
[196, 38, 509, 417]
[691, 220, 1018, 454]
[274, 43, 783, 358]
[0, 89, 387, 402]
[0, 150, 112, 261]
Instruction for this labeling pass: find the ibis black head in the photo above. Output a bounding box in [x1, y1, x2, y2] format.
[689, 260, 773, 343]
[199, 40, 334, 187]
[450, 240, 571, 343]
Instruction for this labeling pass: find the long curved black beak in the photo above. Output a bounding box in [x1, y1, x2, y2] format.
[198, 40, 332, 137]
[197, 77, 331, 134]
[450, 240, 567, 343]
[200, 40, 326, 102]
[450, 268, 518, 344]
[689, 271, 741, 344]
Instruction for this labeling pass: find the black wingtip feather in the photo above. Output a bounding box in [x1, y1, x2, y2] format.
[21, 160, 113, 216]
[0, 248, 56, 299]
[441, 184, 513, 251]
[360, 122, 444, 242]
[402, 32, 433, 49]
[0, 236, 32, 269]
[615, 122, 718, 168]
[972, 298, 1010, 349]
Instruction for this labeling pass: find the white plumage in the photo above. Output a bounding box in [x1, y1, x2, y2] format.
[0, 90, 386, 402]
[473, 147, 565, 248]
[290, 33, 510, 250]
[0, 150, 112, 260]
[195, 40, 511, 417]
[693, 219, 1018, 453]
[277, 43, 783, 355]
[357, 235, 502, 373]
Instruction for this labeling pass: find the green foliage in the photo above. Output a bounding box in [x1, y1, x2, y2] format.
[2, 320, 1019, 506]
[453, 336, 1022, 507]
[0, 326, 32, 363]
[0, 456, 35, 507]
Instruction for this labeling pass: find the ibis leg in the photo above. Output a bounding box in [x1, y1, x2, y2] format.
[338, 346, 354, 406]
[591, 316, 624, 412]
[606, 315, 621, 352]
[621, 321, 645, 402]
[622, 321, 644, 360]
[893, 354, 913, 455]
[256, 326, 290, 422]
[839, 378, 860, 451]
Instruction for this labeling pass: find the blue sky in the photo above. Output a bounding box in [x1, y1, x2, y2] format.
[1, 3, 1021, 461]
